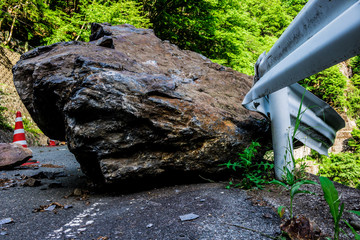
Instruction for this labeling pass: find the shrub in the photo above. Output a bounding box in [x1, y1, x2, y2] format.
[350, 55, 360, 76]
[308, 152, 360, 189]
[0, 105, 11, 130]
[219, 141, 274, 189]
[299, 65, 347, 108]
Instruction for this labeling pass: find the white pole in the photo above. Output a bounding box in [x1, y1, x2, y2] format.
[269, 87, 294, 180]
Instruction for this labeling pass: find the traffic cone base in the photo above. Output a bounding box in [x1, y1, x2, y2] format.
[48, 139, 56, 147]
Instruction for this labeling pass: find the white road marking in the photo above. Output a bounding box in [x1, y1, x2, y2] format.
[46, 201, 105, 239]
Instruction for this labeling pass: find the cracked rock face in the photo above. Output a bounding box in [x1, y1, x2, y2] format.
[13, 23, 270, 185]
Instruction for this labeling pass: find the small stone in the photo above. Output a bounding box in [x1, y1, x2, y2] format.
[73, 188, 82, 196]
[23, 178, 41, 187]
[179, 213, 199, 221]
[263, 213, 272, 219]
[64, 205, 73, 209]
[85, 220, 94, 225]
[44, 205, 56, 211]
[96, 36, 114, 49]
[0, 218, 13, 225]
[146, 223, 153, 228]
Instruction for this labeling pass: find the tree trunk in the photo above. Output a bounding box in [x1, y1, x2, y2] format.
[3, 14, 16, 46]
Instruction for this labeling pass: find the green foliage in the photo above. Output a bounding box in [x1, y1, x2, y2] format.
[350, 56, 360, 76]
[282, 0, 308, 18]
[0, 0, 151, 48]
[307, 151, 360, 189]
[319, 153, 360, 189]
[208, 0, 293, 75]
[319, 176, 345, 240]
[345, 86, 360, 120]
[348, 126, 360, 153]
[43, 0, 151, 44]
[346, 56, 360, 121]
[351, 74, 360, 87]
[0, 105, 11, 130]
[1, 0, 309, 76]
[142, 0, 295, 75]
[219, 141, 273, 190]
[343, 211, 360, 240]
[271, 168, 317, 218]
[22, 117, 42, 136]
[299, 65, 347, 108]
[0, 89, 11, 130]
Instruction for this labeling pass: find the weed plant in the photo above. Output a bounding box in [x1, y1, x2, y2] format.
[271, 168, 317, 218]
[271, 91, 318, 219]
[343, 210, 360, 240]
[219, 141, 274, 190]
[320, 176, 345, 240]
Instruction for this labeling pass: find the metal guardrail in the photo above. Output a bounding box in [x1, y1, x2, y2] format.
[242, 0, 360, 180]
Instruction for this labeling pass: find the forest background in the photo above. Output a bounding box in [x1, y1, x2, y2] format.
[0, 0, 360, 188]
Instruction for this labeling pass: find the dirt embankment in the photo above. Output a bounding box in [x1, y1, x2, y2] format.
[0, 47, 47, 145]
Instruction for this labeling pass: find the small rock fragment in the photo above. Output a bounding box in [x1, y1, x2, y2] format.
[96, 36, 114, 49]
[33, 202, 65, 213]
[179, 213, 199, 221]
[349, 212, 360, 230]
[73, 188, 83, 196]
[263, 213, 273, 219]
[0, 218, 13, 225]
[44, 205, 56, 211]
[22, 178, 41, 187]
[146, 223, 153, 228]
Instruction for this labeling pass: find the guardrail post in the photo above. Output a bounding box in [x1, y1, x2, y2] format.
[269, 88, 294, 180]
[243, 0, 359, 181]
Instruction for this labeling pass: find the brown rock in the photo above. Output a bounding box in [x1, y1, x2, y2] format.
[13, 23, 271, 185]
[0, 143, 32, 169]
[22, 177, 41, 187]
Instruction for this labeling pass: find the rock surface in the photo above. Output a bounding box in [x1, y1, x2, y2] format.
[13, 23, 270, 184]
[0, 143, 32, 168]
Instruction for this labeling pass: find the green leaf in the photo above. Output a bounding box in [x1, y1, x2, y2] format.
[349, 210, 360, 217]
[277, 206, 286, 218]
[270, 179, 289, 189]
[320, 176, 340, 221]
[344, 220, 360, 239]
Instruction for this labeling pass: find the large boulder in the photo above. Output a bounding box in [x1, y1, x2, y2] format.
[13, 23, 270, 185]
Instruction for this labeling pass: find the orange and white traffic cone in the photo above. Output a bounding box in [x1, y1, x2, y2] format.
[12, 111, 39, 166]
[13, 111, 27, 147]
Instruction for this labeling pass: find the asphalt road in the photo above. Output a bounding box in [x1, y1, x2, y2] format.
[0, 146, 281, 240]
